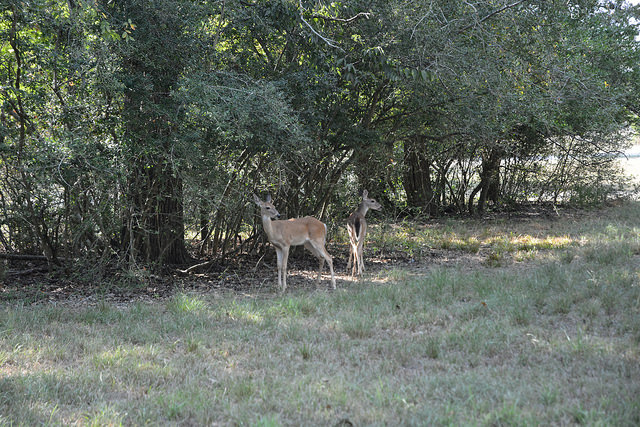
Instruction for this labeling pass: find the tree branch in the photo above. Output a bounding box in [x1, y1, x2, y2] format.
[298, 0, 342, 50]
[458, 0, 528, 34]
[311, 11, 372, 24]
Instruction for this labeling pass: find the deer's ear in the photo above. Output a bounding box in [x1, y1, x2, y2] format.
[266, 194, 272, 203]
[362, 189, 368, 198]
[253, 194, 262, 205]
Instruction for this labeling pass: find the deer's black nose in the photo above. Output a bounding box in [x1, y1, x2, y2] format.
[276, 214, 281, 219]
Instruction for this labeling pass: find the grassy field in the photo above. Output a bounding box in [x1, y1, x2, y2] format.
[1, 203, 640, 426]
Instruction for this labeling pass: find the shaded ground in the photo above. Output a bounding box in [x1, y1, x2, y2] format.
[0, 202, 594, 306]
[0, 246, 436, 306]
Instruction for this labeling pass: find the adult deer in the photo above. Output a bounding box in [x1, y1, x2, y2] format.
[346, 190, 382, 277]
[253, 194, 336, 292]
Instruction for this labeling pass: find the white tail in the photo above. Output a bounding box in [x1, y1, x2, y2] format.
[346, 190, 382, 277]
[253, 194, 336, 292]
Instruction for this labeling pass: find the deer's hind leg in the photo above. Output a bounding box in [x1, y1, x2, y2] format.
[305, 241, 336, 290]
[346, 225, 359, 277]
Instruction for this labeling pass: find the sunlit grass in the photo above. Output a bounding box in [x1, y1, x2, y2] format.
[439, 233, 482, 252]
[366, 207, 637, 267]
[490, 233, 573, 250]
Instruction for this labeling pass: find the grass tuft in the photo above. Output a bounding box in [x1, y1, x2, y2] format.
[167, 293, 206, 314]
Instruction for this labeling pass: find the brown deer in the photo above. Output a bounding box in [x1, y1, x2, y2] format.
[346, 190, 382, 277]
[253, 194, 336, 292]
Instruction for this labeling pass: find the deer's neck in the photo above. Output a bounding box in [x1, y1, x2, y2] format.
[261, 214, 276, 239]
[357, 203, 370, 218]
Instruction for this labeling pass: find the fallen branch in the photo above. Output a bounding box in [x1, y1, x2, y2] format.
[0, 253, 67, 263]
[1, 253, 48, 261]
[5, 265, 52, 276]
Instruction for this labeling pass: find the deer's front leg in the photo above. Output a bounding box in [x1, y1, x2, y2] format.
[280, 246, 290, 292]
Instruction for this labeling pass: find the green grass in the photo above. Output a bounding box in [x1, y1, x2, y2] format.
[2, 203, 640, 425]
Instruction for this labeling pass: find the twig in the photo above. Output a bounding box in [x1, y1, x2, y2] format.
[178, 259, 217, 275]
[253, 252, 266, 272]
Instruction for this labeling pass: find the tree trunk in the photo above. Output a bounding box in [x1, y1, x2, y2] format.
[403, 136, 438, 215]
[470, 147, 502, 214]
[125, 157, 190, 265]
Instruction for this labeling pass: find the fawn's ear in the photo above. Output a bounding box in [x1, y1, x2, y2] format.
[266, 194, 272, 203]
[253, 194, 262, 205]
[362, 189, 368, 199]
